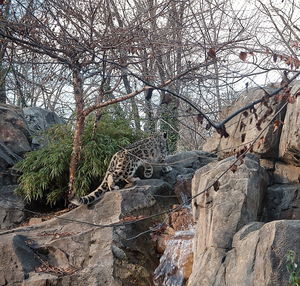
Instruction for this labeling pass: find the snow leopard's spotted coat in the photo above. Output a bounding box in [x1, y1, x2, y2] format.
[70, 132, 170, 205]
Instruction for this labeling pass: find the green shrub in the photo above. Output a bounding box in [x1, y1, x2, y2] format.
[14, 115, 142, 205]
[287, 250, 300, 286]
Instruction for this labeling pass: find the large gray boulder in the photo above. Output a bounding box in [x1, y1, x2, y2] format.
[23, 107, 65, 132]
[162, 151, 216, 186]
[0, 105, 64, 158]
[0, 185, 25, 230]
[274, 162, 300, 184]
[0, 142, 22, 172]
[23, 107, 65, 149]
[0, 180, 175, 286]
[0, 104, 65, 172]
[188, 154, 270, 286]
[279, 83, 300, 166]
[221, 220, 300, 286]
[0, 104, 31, 156]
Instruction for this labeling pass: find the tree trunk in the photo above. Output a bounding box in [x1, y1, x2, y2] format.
[144, 89, 156, 132]
[0, 62, 6, 104]
[0, 0, 11, 104]
[68, 67, 85, 199]
[0, 42, 6, 104]
[12, 67, 27, 107]
[122, 72, 141, 131]
[213, 60, 222, 115]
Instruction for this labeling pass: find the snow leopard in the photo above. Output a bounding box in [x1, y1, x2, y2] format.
[70, 132, 171, 205]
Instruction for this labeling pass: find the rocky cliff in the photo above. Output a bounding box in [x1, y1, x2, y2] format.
[0, 147, 215, 286]
[0, 82, 300, 286]
[0, 104, 64, 229]
[188, 83, 300, 286]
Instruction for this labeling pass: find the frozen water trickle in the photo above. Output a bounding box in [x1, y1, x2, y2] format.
[153, 228, 195, 286]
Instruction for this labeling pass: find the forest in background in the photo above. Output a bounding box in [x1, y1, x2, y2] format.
[0, 0, 300, 200]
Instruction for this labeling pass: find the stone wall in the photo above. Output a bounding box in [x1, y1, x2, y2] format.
[188, 83, 300, 286]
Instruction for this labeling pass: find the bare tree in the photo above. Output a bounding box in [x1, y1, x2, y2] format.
[1, 0, 300, 201]
[1, 0, 205, 199]
[0, 0, 11, 103]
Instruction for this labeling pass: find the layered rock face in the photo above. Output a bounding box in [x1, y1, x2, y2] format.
[188, 155, 300, 286]
[0, 105, 31, 181]
[188, 155, 269, 286]
[0, 104, 64, 229]
[188, 84, 300, 286]
[225, 220, 300, 286]
[23, 107, 65, 149]
[279, 84, 300, 166]
[0, 104, 64, 176]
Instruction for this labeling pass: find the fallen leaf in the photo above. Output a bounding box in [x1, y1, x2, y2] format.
[240, 121, 246, 132]
[256, 137, 265, 149]
[262, 93, 270, 107]
[273, 120, 284, 133]
[256, 121, 262, 131]
[217, 125, 229, 138]
[249, 145, 254, 152]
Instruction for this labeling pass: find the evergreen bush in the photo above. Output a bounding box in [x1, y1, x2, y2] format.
[14, 115, 142, 205]
[287, 250, 300, 286]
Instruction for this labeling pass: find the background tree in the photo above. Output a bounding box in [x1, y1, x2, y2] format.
[0, 0, 11, 103]
[1, 0, 300, 203]
[0, 0, 206, 198]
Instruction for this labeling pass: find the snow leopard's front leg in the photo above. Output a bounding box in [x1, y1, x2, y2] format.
[158, 154, 172, 173]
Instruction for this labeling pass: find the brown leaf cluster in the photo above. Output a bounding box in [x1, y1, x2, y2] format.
[256, 106, 273, 131]
[169, 207, 193, 230]
[271, 53, 300, 69]
[120, 215, 145, 222]
[273, 120, 284, 133]
[35, 262, 77, 276]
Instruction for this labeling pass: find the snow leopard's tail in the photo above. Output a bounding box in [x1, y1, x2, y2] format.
[70, 183, 108, 206]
